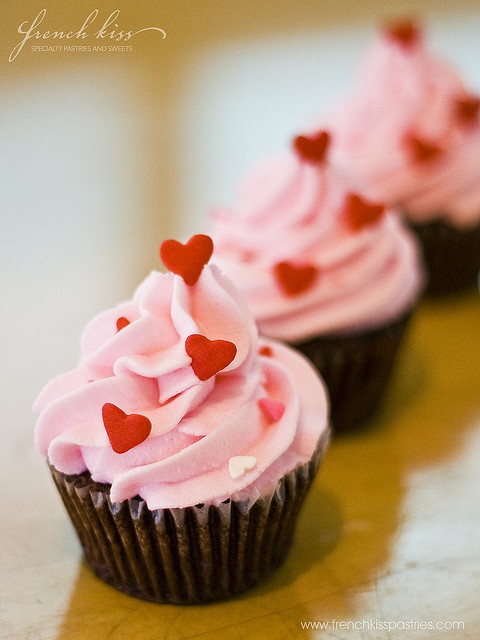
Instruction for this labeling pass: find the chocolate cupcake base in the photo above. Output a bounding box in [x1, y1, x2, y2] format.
[48, 431, 328, 604]
[408, 219, 480, 296]
[293, 313, 411, 433]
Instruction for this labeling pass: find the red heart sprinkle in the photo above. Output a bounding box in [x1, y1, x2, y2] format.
[344, 193, 386, 231]
[274, 261, 318, 296]
[384, 18, 420, 48]
[160, 234, 214, 286]
[116, 317, 130, 332]
[293, 130, 330, 164]
[102, 403, 152, 454]
[455, 95, 480, 125]
[185, 334, 237, 381]
[406, 135, 442, 163]
[258, 398, 285, 422]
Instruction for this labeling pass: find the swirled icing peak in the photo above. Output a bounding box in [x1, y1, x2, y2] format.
[33, 236, 329, 509]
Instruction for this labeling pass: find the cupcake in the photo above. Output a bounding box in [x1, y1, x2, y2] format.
[33, 234, 330, 604]
[327, 17, 480, 295]
[209, 133, 424, 432]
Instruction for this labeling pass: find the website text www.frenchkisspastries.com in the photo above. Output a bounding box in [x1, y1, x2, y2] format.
[299, 618, 465, 632]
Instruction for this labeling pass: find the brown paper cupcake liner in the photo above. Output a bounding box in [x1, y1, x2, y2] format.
[48, 429, 329, 604]
[408, 218, 480, 296]
[292, 312, 412, 433]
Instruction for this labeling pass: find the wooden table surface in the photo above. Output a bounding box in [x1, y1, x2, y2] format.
[2, 290, 479, 639]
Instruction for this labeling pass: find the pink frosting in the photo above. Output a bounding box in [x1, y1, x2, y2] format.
[33, 262, 329, 509]
[327, 20, 480, 227]
[209, 149, 424, 342]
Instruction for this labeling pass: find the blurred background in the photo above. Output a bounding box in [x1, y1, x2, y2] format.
[1, 0, 480, 433]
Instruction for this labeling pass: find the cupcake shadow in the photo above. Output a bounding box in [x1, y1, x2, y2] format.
[247, 482, 344, 594]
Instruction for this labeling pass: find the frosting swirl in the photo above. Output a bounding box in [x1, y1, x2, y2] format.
[327, 19, 480, 227]
[209, 143, 424, 342]
[34, 247, 328, 509]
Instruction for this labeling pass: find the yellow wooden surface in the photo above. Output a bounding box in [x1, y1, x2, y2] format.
[2, 3, 480, 638]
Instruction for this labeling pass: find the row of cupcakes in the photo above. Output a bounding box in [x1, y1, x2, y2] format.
[208, 130, 424, 433]
[32, 16, 479, 606]
[207, 15, 480, 431]
[31, 162, 419, 600]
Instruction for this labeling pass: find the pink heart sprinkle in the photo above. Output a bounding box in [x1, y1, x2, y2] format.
[258, 398, 285, 422]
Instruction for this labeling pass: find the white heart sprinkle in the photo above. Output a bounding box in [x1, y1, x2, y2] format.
[228, 455, 257, 479]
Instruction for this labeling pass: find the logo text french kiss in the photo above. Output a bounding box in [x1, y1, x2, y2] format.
[9, 9, 166, 62]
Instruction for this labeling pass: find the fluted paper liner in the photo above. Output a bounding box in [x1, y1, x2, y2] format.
[293, 312, 412, 433]
[408, 219, 480, 296]
[48, 430, 329, 604]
